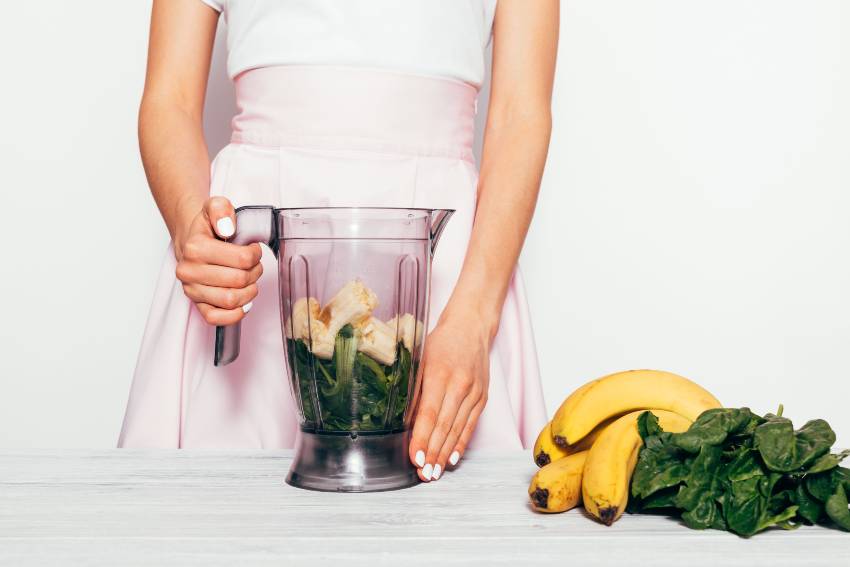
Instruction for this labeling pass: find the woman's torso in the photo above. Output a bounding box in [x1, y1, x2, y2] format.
[201, 0, 497, 88]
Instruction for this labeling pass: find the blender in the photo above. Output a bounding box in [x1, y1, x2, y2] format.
[214, 206, 453, 492]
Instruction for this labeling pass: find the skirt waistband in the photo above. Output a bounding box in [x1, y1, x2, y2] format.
[230, 66, 477, 161]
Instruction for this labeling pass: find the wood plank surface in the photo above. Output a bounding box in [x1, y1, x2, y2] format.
[1, 450, 847, 566]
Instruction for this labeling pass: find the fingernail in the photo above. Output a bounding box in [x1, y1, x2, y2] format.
[449, 451, 460, 466]
[432, 464, 442, 480]
[421, 463, 433, 481]
[242, 301, 253, 314]
[414, 450, 425, 468]
[216, 217, 235, 238]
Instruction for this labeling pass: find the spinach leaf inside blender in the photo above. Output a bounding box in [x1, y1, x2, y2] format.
[287, 324, 415, 432]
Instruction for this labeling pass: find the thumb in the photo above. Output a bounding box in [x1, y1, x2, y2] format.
[204, 196, 237, 239]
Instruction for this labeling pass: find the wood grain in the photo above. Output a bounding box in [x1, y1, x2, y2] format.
[0, 450, 847, 566]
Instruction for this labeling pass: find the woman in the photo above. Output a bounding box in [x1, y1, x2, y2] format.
[120, 0, 558, 483]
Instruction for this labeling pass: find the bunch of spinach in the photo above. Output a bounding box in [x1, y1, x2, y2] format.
[286, 324, 414, 432]
[630, 407, 850, 537]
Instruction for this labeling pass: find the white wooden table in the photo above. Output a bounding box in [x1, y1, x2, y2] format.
[1, 450, 847, 566]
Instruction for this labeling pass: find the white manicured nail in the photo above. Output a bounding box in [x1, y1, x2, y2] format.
[414, 450, 425, 468]
[421, 463, 433, 481]
[216, 217, 235, 238]
[242, 301, 253, 314]
[432, 464, 442, 480]
[449, 451, 460, 466]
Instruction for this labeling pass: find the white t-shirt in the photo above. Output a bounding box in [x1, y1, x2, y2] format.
[200, 0, 497, 88]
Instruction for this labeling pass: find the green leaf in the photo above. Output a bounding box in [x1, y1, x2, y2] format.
[725, 447, 763, 482]
[838, 467, 850, 492]
[631, 419, 690, 500]
[290, 328, 414, 432]
[671, 408, 758, 454]
[794, 483, 823, 524]
[757, 505, 800, 533]
[723, 472, 791, 537]
[635, 486, 680, 510]
[631, 448, 689, 500]
[288, 338, 318, 424]
[805, 449, 850, 475]
[333, 324, 358, 389]
[806, 470, 839, 502]
[674, 445, 724, 528]
[824, 484, 850, 531]
[754, 417, 835, 473]
[723, 476, 765, 536]
[629, 406, 847, 537]
[682, 496, 719, 530]
[637, 410, 663, 439]
[805, 467, 850, 531]
[355, 353, 388, 396]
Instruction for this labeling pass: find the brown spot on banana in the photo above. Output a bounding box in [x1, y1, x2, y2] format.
[598, 506, 619, 526]
[553, 435, 568, 449]
[534, 451, 551, 467]
[530, 487, 550, 510]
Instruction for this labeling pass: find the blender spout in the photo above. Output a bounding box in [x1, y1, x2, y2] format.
[429, 209, 454, 256]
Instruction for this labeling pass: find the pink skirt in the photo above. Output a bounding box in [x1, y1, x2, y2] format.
[118, 66, 546, 449]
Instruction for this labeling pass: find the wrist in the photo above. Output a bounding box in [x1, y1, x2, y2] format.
[437, 297, 502, 344]
[171, 195, 204, 254]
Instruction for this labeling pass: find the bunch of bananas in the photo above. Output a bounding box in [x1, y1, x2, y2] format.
[528, 369, 721, 525]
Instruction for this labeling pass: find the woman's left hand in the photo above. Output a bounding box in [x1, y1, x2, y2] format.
[408, 310, 492, 482]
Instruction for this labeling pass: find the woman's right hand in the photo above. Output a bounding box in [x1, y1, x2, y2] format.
[174, 197, 263, 325]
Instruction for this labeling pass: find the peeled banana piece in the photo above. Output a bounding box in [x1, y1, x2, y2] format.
[582, 409, 692, 525]
[551, 369, 721, 446]
[357, 316, 398, 365]
[533, 417, 616, 467]
[529, 451, 588, 513]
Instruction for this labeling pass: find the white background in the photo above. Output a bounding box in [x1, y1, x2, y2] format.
[0, 1, 848, 448]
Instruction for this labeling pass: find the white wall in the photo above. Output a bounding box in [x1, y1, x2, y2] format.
[0, 1, 847, 448]
[0, 2, 159, 448]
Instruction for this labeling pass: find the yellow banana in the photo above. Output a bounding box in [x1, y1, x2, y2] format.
[551, 369, 721, 446]
[582, 409, 691, 525]
[533, 417, 617, 467]
[533, 422, 570, 467]
[529, 451, 588, 513]
[550, 380, 596, 448]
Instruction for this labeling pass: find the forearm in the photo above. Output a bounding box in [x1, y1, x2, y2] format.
[440, 109, 552, 340]
[139, 97, 211, 248]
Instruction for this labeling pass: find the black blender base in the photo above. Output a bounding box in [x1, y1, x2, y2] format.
[286, 430, 420, 492]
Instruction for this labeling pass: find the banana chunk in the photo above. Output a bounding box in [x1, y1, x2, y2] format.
[286, 297, 334, 359]
[320, 280, 378, 336]
[308, 328, 335, 360]
[387, 313, 424, 351]
[357, 317, 397, 365]
[286, 297, 321, 339]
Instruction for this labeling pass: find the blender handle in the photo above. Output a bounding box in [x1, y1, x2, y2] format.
[214, 206, 279, 367]
[429, 209, 454, 256]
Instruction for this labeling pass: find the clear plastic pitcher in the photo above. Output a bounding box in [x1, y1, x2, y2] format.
[214, 206, 453, 491]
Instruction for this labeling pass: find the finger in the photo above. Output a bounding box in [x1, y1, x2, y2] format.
[434, 392, 478, 476]
[408, 370, 448, 481]
[176, 261, 263, 289]
[204, 196, 237, 239]
[448, 401, 486, 469]
[424, 384, 470, 481]
[182, 235, 262, 270]
[196, 302, 249, 326]
[182, 282, 258, 311]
